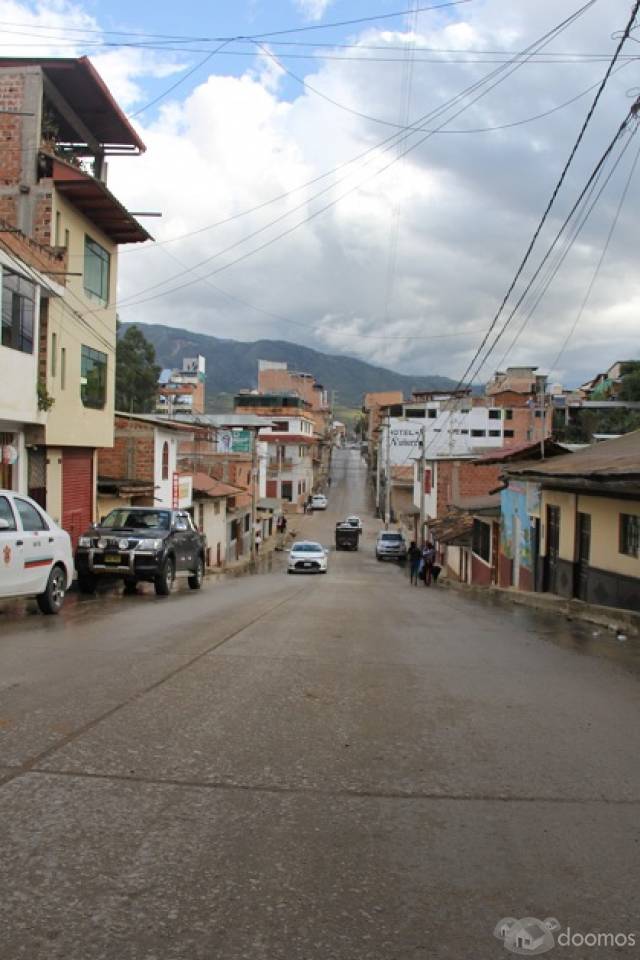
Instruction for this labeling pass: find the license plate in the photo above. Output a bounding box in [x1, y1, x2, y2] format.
[104, 553, 121, 565]
[303, 562, 312, 568]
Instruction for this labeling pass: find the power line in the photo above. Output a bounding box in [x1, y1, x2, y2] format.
[112, 1, 598, 312]
[129, 39, 232, 118]
[547, 135, 640, 377]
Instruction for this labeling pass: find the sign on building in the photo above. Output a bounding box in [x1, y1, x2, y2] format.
[217, 429, 251, 454]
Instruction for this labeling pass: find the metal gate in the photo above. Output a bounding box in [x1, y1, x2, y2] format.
[574, 512, 591, 601]
[28, 447, 47, 508]
[62, 448, 93, 549]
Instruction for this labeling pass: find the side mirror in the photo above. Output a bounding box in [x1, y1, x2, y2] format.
[0, 518, 10, 530]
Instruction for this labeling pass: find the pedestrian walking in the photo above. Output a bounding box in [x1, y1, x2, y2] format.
[408, 540, 421, 585]
[422, 542, 436, 586]
[255, 530, 262, 555]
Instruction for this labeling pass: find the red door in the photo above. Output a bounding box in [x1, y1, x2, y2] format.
[62, 448, 93, 549]
[266, 480, 277, 498]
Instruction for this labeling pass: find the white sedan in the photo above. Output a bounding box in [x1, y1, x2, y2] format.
[345, 515, 363, 532]
[287, 540, 329, 574]
[311, 494, 328, 510]
[0, 491, 73, 614]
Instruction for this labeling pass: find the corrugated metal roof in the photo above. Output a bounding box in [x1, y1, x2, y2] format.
[507, 430, 640, 479]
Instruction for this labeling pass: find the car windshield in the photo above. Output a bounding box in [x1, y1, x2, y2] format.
[292, 543, 323, 553]
[380, 533, 403, 542]
[102, 509, 171, 531]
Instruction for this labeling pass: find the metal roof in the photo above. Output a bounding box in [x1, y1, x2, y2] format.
[506, 430, 640, 480]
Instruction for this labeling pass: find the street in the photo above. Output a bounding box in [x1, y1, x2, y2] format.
[0, 447, 639, 959]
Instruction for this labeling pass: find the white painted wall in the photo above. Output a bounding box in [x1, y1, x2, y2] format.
[154, 428, 179, 507]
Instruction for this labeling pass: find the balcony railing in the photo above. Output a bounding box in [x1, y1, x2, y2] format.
[268, 457, 293, 470]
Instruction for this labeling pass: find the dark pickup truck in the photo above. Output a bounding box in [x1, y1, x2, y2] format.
[75, 506, 206, 596]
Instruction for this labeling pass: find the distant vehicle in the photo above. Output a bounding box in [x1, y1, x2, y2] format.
[375, 530, 407, 562]
[345, 515, 363, 532]
[335, 523, 359, 551]
[75, 507, 206, 596]
[0, 491, 73, 614]
[288, 540, 329, 574]
[311, 494, 328, 510]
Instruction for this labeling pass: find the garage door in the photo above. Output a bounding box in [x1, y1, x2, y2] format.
[62, 448, 93, 549]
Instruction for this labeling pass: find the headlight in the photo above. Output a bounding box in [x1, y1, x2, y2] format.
[78, 536, 91, 548]
[118, 538, 130, 551]
[97, 537, 107, 550]
[136, 538, 163, 551]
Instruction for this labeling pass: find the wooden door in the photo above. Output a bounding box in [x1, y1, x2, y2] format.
[545, 505, 560, 594]
[574, 512, 591, 601]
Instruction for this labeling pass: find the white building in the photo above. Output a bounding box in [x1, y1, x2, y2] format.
[259, 415, 315, 509]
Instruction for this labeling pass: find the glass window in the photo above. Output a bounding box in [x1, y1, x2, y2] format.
[103, 509, 170, 530]
[244, 513, 250, 532]
[504, 429, 514, 438]
[488, 409, 501, 419]
[51, 332, 57, 376]
[505, 409, 513, 420]
[471, 429, 486, 437]
[15, 497, 48, 531]
[84, 236, 110, 304]
[620, 514, 640, 558]
[0, 496, 17, 530]
[1, 269, 36, 354]
[489, 430, 501, 437]
[81, 345, 107, 409]
[61, 347, 66, 389]
[161, 442, 169, 480]
[428, 409, 437, 419]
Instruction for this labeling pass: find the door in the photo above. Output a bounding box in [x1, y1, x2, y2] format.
[0, 494, 22, 597]
[491, 522, 499, 584]
[13, 495, 52, 592]
[512, 514, 521, 589]
[266, 480, 277, 498]
[28, 447, 47, 509]
[62, 448, 93, 549]
[574, 512, 591, 601]
[545, 505, 560, 593]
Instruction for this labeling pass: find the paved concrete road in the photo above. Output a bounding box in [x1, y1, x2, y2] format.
[1, 449, 639, 960]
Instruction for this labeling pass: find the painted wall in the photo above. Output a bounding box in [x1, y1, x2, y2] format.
[154, 429, 179, 507]
[577, 494, 640, 579]
[45, 193, 117, 449]
[500, 480, 539, 589]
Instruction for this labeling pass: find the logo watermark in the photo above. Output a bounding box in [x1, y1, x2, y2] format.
[494, 917, 637, 955]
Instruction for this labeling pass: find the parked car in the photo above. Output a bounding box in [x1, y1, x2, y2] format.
[345, 515, 363, 532]
[75, 507, 206, 596]
[311, 494, 328, 510]
[287, 540, 328, 574]
[335, 523, 359, 551]
[0, 490, 73, 614]
[375, 530, 407, 562]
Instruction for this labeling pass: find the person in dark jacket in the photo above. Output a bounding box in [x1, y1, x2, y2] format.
[408, 541, 421, 585]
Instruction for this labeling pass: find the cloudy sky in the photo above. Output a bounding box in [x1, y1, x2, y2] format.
[3, 0, 639, 385]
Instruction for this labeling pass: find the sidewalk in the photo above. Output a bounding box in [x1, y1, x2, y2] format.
[440, 576, 640, 637]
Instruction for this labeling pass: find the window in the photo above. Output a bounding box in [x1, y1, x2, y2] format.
[55, 212, 61, 246]
[161, 441, 169, 480]
[273, 420, 289, 432]
[299, 445, 305, 457]
[64, 228, 70, 249]
[428, 409, 437, 419]
[214, 500, 220, 515]
[488, 409, 501, 420]
[15, 497, 48, 532]
[51, 332, 57, 376]
[61, 347, 66, 389]
[505, 409, 513, 420]
[620, 514, 640, 558]
[405, 409, 425, 419]
[1, 270, 36, 354]
[489, 430, 501, 437]
[84, 236, 110, 304]
[471, 429, 486, 438]
[0, 496, 16, 530]
[504, 429, 514, 438]
[472, 519, 491, 562]
[80, 345, 107, 408]
[459, 429, 469, 435]
[244, 513, 250, 532]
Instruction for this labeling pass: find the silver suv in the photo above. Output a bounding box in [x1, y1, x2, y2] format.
[375, 530, 407, 562]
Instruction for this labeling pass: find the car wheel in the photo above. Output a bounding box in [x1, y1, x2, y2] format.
[154, 556, 175, 596]
[77, 573, 97, 594]
[37, 564, 67, 615]
[188, 556, 205, 590]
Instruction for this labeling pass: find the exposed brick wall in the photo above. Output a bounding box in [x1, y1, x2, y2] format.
[435, 460, 501, 516]
[0, 72, 25, 187]
[97, 418, 155, 482]
[33, 188, 53, 246]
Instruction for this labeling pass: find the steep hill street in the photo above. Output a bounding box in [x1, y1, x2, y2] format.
[0, 448, 639, 959]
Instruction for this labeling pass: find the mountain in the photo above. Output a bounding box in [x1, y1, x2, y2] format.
[122, 322, 459, 410]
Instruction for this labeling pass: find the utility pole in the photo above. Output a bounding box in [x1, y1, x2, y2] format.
[419, 422, 427, 546]
[250, 427, 258, 566]
[384, 415, 391, 529]
[539, 376, 546, 461]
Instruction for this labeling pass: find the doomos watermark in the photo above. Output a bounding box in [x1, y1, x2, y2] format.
[494, 917, 637, 955]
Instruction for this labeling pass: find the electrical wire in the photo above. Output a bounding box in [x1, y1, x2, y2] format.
[547, 136, 640, 377]
[129, 39, 232, 118]
[111, 0, 599, 313]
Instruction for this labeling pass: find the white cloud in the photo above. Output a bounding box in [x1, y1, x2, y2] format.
[293, 0, 334, 22]
[2, 0, 640, 387]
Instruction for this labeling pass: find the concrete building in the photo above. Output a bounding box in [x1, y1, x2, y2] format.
[0, 56, 149, 545]
[504, 432, 640, 612]
[157, 356, 206, 416]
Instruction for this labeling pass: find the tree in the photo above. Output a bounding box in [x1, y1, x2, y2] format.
[115, 325, 161, 413]
[619, 362, 640, 402]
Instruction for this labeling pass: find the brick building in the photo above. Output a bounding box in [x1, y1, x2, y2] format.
[0, 57, 149, 545]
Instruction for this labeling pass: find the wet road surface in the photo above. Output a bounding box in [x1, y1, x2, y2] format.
[0, 449, 639, 959]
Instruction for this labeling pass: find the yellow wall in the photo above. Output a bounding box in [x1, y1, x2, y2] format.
[45, 193, 117, 449]
[541, 490, 576, 561]
[578, 494, 640, 578]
